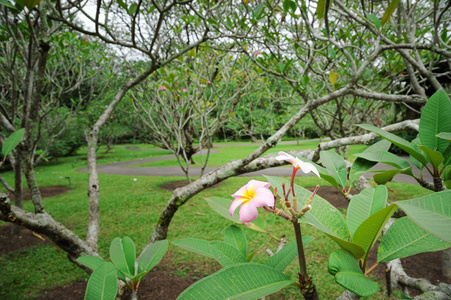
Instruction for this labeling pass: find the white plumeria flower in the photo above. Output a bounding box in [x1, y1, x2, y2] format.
[275, 151, 320, 178]
[133, 178, 138, 182]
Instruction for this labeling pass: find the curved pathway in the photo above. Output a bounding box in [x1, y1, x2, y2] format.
[77, 141, 433, 185]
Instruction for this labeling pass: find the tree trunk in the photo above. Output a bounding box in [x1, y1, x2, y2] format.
[442, 248, 451, 280]
[86, 131, 100, 251]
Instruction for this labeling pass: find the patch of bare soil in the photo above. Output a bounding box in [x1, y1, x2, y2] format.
[2, 185, 449, 299]
[34, 268, 199, 300]
[7, 186, 71, 202]
[160, 180, 223, 191]
[0, 224, 51, 255]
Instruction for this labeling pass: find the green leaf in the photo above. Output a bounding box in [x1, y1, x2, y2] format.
[436, 132, 451, 141]
[116, 0, 128, 11]
[109, 237, 136, 278]
[410, 136, 426, 170]
[205, 197, 240, 223]
[381, 0, 401, 26]
[128, 3, 138, 14]
[368, 14, 381, 28]
[266, 237, 314, 271]
[317, 0, 326, 19]
[373, 167, 412, 184]
[171, 238, 214, 258]
[396, 190, 451, 243]
[265, 175, 350, 240]
[350, 140, 392, 184]
[137, 240, 168, 275]
[253, 3, 265, 19]
[358, 124, 428, 165]
[224, 225, 247, 258]
[23, 0, 40, 9]
[328, 250, 379, 297]
[377, 217, 451, 263]
[85, 262, 118, 300]
[328, 71, 339, 87]
[353, 204, 398, 264]
[0, 0, 18, 11]
[283, 0, 296, 13]
[177, 263, 295, 300]
[210, 241, 247, 267]
[346, 186, 388, 237]
[353, 151, 411, 170]
[418, 145, 444, 168]
[76, 256, 106, 271]
[419, 90, 451, 152]
[2, 128, 24, 157]
[320, 151, 347, 188]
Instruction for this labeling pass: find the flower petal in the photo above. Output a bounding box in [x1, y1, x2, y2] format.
[239, 200, 258, 223]
[252, 187, 275, 207]
[232, 184, 249, 198]
[229, 197, 245, 217]
[300, 162, 321, 178]
[247, 179, 270, 190]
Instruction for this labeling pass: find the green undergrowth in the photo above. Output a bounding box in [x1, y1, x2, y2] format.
[0, 141, 432, 299]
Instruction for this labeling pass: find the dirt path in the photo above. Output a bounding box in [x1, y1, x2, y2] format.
[77, 142, 432, 184]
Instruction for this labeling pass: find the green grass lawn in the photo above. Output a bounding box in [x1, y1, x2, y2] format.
[129, 141, 368, 168]
[0, 141, 433, 299]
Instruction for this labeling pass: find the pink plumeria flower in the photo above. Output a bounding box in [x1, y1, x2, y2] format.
[275, 151, 320, 178]
[183, 88, 187, 92]
[159, 86, 166, 90]
[229, 180, 274, 223]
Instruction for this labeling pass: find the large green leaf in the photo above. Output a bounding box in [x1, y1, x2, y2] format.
[353, 204, 398, 265]
[377, 217, 451, 263]
[205, 197, 240, 223]
[210, 241, 247, 267]
[418, 145, 444, 168]
[85, 262, 118, 300]
[396, 190, 451, 243]
[441, 143, 451, 166]
[265, 175, 350, 240]
[76, 256, 106, 271]
[224, 225, 247, 258]
[328, 250, 379, 297]
[353, 151, 411, 170]
[346, 186, 388, 237]
[2, 128, 24, 157]
[372, 167, 412, 184]
[265, 175, 363, 257]
[137, 240, 168, 275]
[265, 237, 313, 271]
[358, 124, 428, 165]
[350, 140, 392, 184]
[320, 151, 348, 188]
[419, 90, 451, 152]
[177, 263, 295, 300]
[171, 238, 214, 258]
[410, 136, 426, 170]
[109, 237, 136, 278]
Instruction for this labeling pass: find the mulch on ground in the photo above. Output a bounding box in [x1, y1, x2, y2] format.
[1, 185, 449, 299]
[7, 186, 71, 202]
